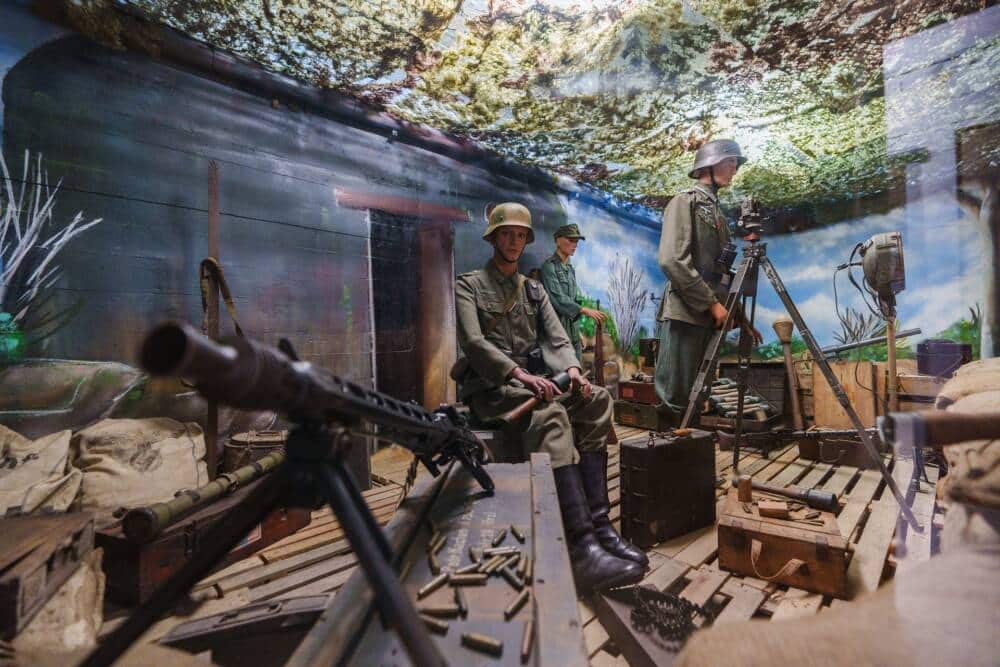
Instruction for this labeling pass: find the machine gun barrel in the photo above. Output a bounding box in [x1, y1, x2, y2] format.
[141, 321, 493, 493]
[820, 328, 921, 357]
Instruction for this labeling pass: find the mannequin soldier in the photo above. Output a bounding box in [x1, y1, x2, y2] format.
[540, 224, 608, 361]
[655, 140, 761, 415]
[454, 203, 647, 591]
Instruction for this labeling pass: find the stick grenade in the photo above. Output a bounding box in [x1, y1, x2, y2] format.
[731, 477, 838, 512]
[772, 315, 804, 430]
[500, 370, 575, 423]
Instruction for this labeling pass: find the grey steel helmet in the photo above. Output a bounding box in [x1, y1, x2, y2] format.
[688, 139, 747, 178]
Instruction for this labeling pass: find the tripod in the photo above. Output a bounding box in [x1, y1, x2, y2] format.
[83, 421, 446, 667]
[678, 234, 921, 531]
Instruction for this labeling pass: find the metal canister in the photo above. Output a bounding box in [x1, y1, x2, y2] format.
[224, 430, 287, 472]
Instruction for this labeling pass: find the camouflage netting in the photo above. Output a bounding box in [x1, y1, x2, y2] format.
[60, 0, 998, 212]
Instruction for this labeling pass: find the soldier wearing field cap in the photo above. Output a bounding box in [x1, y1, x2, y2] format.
[655, 140, 761, 417]
[453, 203, 647, 591]
[540, 223, 608, 361]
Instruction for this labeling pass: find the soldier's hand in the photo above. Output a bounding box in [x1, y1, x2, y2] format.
[567, 367, 592, 399]
[511, 367, 562, 402]
[709, 302, 729, 329]
[580, 307, 608, 324]
[744, 325, 763, 346]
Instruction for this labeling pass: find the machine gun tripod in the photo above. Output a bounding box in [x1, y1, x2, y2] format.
[83, 322, 494, 667]
[678, 231, 922, 531]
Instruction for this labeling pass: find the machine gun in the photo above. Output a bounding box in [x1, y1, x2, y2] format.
[85, 321, 493, 667]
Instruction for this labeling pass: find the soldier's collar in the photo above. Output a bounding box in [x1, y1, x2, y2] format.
[691, 183, 719, 201]
[485, 259, 520, 286]
[552, 250, 571, 265]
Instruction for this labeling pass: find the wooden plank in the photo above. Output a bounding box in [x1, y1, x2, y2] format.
[213, 538, 354, 595]
[531, 453, 591, 666]
[796, 462, 833, 490]
[584, 617, 611, 658]
[273, 567, 355, 600]
[193, 555, 266, 591]
[846, 459, 912, 597]
[714, 579, 766, 625]
[640, 556, 689, 592]
[822, 465, 858, 497]
[771, 593, 822, 620]
[769, 456, 814, 487]
[247, 552, 358, 601]
[813, 360, 878, 428]
[260, 505, 396, 561]
[677, 565, 729, 608]
[837, 469, 882, 540]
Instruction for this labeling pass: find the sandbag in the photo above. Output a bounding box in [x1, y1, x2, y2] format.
[935, 357, 1000, 409]
[0, 425, 80, 515]
[72, 418, 207, 522]
[10, 548, 104, 654]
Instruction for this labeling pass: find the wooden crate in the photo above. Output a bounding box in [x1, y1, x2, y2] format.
[618, 380, 658, 405]
[812, 360, 878, 428]
[718, 489, 849, 598]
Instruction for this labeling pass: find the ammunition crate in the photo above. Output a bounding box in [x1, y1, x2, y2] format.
[620, 429, 716, 548]
[618, 380, 658, 405]
[614, 400, 677, 431]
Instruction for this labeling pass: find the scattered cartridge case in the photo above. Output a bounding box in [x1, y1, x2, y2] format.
[454, 586, 468, 618]
[419, 603, 462, 618]
[468, 547, 482, 563]
[420, 614, 449, 635]
[521, 616, 534, 663]
[462, 632, 503, 657]
[492, 528, 508, 547]
[510, 524, 526, 543]
[525, 556, 534, 582]
[481, 555, 505, 575]
[428, 552, 441, 575]
[417, 572, 449, 599]
[505, 588, 530, 620]
[501, 566, 524, 591]
[500, 553, 520, 571]
[483, 546, 518, 558]
[455, 561, 481, 575]
[449, 573, 488, 586]
[431, 534, 448, 555]
[516, 554, 528, 579]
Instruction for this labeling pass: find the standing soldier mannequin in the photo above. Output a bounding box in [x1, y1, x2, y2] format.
[454, 203, 647, 591]
[655, 140, 761, 416]
[540, 224, 608, 361]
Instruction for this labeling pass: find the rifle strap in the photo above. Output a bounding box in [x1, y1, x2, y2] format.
[199, 257, 244, 338]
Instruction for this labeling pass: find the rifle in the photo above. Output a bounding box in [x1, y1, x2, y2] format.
[84, 321, 492, 667]
[593, 301, 617, 444]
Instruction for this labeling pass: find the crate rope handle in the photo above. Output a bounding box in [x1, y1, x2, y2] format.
[750, 538, 807, 580]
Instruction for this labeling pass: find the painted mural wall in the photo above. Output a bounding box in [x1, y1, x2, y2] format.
[0, 2, 995, 443]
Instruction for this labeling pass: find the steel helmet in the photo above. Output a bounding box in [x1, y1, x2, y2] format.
[688, 139, 747, 178]
[483, 202, 534, 243]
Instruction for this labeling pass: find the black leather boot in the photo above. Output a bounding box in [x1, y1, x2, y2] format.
[579, 450, 649, 567]
[553, 464, 644, 592]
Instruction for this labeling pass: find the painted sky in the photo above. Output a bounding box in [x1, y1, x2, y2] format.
[565, 191, 984, 349]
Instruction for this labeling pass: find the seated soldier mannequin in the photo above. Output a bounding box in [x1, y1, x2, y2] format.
[453, 203, 647, 591]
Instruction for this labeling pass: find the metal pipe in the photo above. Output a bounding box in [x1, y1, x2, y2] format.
[820, 328, 921, 357]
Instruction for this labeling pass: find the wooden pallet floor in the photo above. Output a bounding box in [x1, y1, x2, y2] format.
[113, 425, 941, 665]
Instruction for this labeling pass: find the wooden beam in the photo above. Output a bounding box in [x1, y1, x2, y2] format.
[335, 188, 469, 222]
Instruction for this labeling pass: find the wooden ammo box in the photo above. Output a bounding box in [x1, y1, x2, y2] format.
[98, 477, 310, 605]
[718, 488, 849, 598]
[1, 512, 94, 639]
[614, 400, 677, 431]
[618, 379, 658, 405]
[798, 435, 886, 469]
[620, 429, 716, 549]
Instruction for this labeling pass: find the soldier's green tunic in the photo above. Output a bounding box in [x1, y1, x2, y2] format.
[655, 183, 732, 411]
[540, 252, 583, 361]
[456, 260, 612, 468]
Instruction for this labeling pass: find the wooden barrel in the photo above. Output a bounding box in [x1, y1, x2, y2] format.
[223, 430, 287, 472]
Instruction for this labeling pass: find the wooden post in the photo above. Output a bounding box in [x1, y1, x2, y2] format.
[417, 223, 456, 409]
[886, 319, 898, 413]
[772, 315, 804, 430]
[205, 160, 220, 480]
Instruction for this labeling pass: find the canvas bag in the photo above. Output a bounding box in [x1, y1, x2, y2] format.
[72, 418, 208, 521]
[0, 424, 81, 515]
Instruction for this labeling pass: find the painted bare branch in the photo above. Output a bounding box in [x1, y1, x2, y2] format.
[606, 255, 648, 356]
[1, 149, 103, 331]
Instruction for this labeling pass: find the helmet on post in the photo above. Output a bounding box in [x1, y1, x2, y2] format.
[688, 139, 747, 178]
[483, 202, 534, 244]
